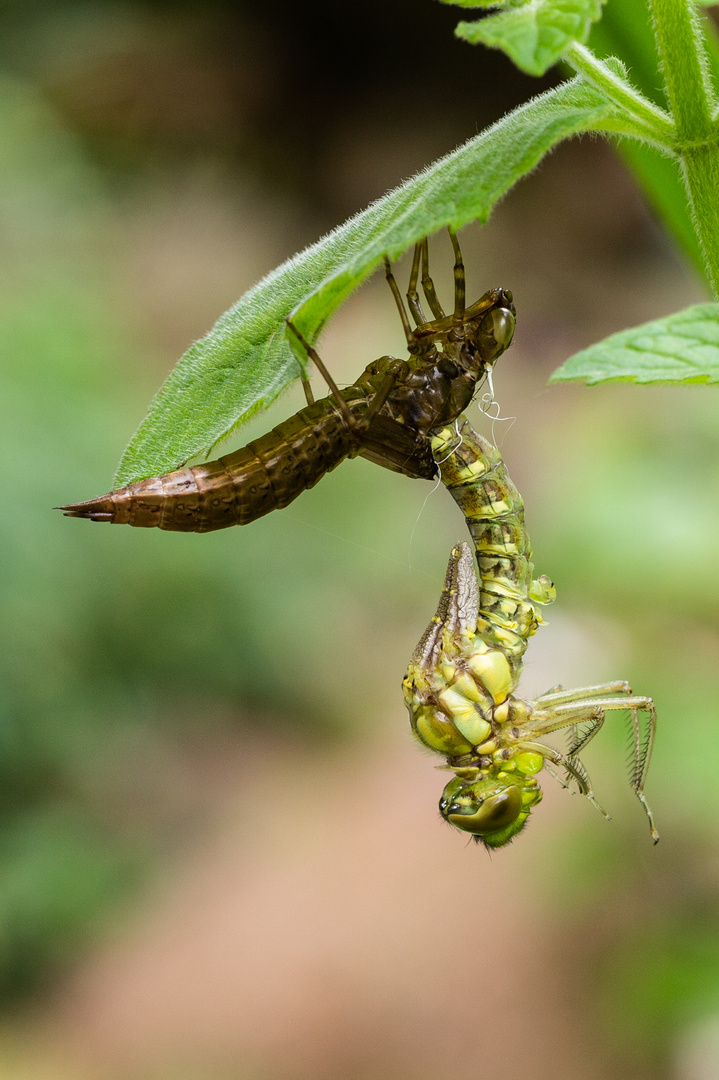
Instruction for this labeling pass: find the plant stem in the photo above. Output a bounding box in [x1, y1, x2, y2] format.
[648, 0, 715, 137]
[564, 42, 675, 142]
[678, 150, 719, 296]
[648, 0, 719, 295]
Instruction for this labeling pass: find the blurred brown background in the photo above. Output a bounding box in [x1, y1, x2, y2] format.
[0, 2, 717, 1078]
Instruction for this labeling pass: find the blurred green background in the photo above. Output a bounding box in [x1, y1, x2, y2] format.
[1, 2, 718, 1078]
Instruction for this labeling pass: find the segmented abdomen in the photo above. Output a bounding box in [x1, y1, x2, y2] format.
[430, 418, 554, 671]
[403, 418, 657, 847]
[62, 397, 362, 533]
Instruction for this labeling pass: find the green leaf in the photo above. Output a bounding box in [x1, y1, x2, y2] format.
[550, 304, 719, 384]
[116, 74, 620, 486]
[439, 0, 500, 7]
[456, 0, 606, 77]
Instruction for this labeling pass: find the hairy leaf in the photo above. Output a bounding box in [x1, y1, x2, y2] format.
[550, 304, 719, 384]
[116, 75, 621, 486]
[455, 0, 606, 76]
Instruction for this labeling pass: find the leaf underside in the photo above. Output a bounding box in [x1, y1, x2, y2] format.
[116, 74, 620, 487]
[550, 304, 719, 384]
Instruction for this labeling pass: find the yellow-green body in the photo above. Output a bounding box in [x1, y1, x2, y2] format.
[431, 419, 554, 671]
[403, 418, 658, 849]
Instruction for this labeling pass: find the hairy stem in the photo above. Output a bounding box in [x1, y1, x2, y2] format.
[648, 0, 715, 136]
[648, 0, 719, 295]
[564, 42, 675, 143]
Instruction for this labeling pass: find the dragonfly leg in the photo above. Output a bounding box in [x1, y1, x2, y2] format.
[420, 237, 446, 320]
[362, 358, 410, 425]
[521, 702, 606, 741]
[286, 319, 412, 462]
[383, 254, 414, 343]
[449, 229, 466, 326]
[527, 691, 659, 843]
[406, 242, 427, 327]
[535, 681, 632, 707]
[543, 761, 575, 793]
[625, 697, 658, 842]
[301, 375, 314, 406]
[285, 319, 357, 429]
[579, 695, 658, 841]
[520, 738, 611, 820]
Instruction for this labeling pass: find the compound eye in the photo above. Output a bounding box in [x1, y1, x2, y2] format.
[480, 307, 515, 356]
[447, 786, 523, 835]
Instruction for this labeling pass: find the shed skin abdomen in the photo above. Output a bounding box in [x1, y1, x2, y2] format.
[71, 400, 356, 533]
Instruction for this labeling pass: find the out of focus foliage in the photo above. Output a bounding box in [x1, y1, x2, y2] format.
[0, 67, 438, 1000]
[3, 4, 719, 1079]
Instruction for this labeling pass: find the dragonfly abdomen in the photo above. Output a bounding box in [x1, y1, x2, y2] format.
[430, 419, 546, 667]
[403, 420, 657, 847]
[61, 398, 358, 533]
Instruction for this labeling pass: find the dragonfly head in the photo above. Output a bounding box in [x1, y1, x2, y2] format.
[469, 289, 516, 364]
[459, 287, 516, 375]
[439, 770, 542, 849]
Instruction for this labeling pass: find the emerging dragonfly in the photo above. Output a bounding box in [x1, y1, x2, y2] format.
[403, 418, 658, 849]
[60, 233, 515, 532]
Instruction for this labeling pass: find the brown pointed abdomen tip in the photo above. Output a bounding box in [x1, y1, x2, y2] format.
[56, 496, 116, 522]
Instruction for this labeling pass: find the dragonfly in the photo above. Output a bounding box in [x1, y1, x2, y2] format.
[403, 418, 658, 849]
[60, 233, 515, 532]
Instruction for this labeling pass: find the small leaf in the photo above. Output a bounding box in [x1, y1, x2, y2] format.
[115, 75, 620, 486]
[440, 0, 500, 7]
[456, 0, 606, 77]
[550, 304, 719, 384]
